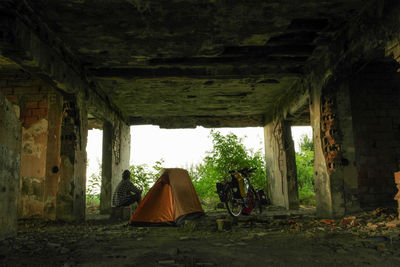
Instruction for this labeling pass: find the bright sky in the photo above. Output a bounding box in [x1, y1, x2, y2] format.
[86, 126, 312, 179]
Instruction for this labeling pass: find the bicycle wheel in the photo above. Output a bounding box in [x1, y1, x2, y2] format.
[225, 187, 242, 217]
[248, 188, 262, 215]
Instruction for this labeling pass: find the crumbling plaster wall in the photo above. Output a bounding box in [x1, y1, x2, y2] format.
[1, 79, 63, 219]
[264, 120, 299, 209]
[0, 91, 21, 240]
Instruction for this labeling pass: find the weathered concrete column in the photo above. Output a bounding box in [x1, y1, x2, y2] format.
[0, 92, 21, 240]
[264, 120, 299, 209]
[310, 79, 360, 218]
[56, 93, 88, 222]
[111, 122, 131, 196]
[100, 120, 131, 214]
[100, 121, 112, 214]
[43, 91, 63, 220]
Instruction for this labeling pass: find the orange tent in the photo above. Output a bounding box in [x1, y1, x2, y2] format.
[130, 168, 204, 225]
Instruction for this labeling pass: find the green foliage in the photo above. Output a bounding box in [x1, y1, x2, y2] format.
[86, 162, 101, 207]
[299, 134, 314, 152]
[129, 159, 165, 194]
[295, 134, 315, 205]
[190, 131, 266, 202]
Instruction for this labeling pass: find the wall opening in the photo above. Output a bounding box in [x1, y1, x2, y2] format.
[291, 126, 315, 207]
[86, 128, 103, 217]
[130, 125, 266, 207]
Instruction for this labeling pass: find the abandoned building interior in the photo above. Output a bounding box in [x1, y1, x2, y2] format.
[1, 0, 400, 265]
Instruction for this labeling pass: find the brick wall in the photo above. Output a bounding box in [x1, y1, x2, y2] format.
[0, 81, 49, 126]
[0, 78, 51, 218]
[350, 63, 400, 209]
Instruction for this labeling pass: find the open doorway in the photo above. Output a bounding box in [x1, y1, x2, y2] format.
[130, 125, 266, 210]
[86, 129, 103, 216]
[291, 126, 314, 207]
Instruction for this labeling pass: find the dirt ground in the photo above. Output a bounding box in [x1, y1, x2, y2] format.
[1, 207, 400, 267]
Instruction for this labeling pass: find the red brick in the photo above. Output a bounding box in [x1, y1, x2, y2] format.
[25, 102, 38, 109]
[395, 172, 400, 184]
[32, 108, 47, 117]
[6, 95, 17, 102]
[20, 109, 31, 118]
[14, 86, 38, 93]
[24, 117, 38, 125]
[38, 101, 48, 108]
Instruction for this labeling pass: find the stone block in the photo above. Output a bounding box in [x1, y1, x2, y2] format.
[110, 206, 133, 221]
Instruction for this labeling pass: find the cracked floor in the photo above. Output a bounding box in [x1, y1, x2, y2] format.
[1, 207, 400, 266]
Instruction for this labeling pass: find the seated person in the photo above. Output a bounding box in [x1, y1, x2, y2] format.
[112, 170, 142, 207]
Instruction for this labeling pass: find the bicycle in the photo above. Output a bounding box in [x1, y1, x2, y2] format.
[216, 168, 263, 217]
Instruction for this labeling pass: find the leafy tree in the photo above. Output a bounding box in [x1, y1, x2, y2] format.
[129, 159, 165, 194]
[299, 134, 314, 152]
[295, 134, 315, 205]
[191, 130, 266, 201]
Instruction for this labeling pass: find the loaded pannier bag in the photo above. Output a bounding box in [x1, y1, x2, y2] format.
[230, 174, 243, 199]
[216, 182, 227, 202]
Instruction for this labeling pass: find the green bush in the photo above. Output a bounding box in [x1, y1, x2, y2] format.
[295, 134, 315, 205]
[129, 159, 165, 195]
[190, 130, 266, 202]
[86, 164, 101, 208]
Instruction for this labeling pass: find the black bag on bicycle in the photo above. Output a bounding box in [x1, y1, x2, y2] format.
[216, 182, 227, 202]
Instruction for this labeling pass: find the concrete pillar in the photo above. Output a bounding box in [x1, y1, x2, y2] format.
[43, 91, 63, 220]
[111, 122, 131, 197]
[56, 93, 88, 221]
[0, 92, 21, 240]
[100, 121, 112, 214]
[264, 120, 299, 209]
[100, 120, 131, 214]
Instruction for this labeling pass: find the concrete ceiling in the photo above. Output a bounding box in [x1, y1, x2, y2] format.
[25, 0, 362, 127]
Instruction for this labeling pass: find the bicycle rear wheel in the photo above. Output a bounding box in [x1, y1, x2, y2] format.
[225, 188, 242, 217]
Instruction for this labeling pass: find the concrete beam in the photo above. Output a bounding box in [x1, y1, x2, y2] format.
[130, 115, 265, 128]
[91, 66, 303, 79]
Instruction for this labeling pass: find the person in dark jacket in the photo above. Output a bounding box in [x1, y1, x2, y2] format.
[112, 170, 142, 207]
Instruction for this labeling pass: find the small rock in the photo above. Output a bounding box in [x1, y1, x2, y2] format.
[335, 248, 347, 254]
[166, 247, 179, 256]
[60, 247, 70, 254]
[47, 242, 61, 248]
[196, 262, 215, 266]
[158, 260, 175, 265]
